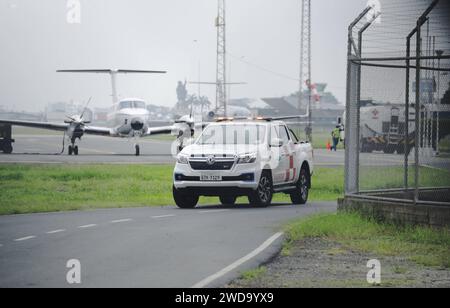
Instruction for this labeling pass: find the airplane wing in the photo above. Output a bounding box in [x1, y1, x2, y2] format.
[146, 126, 176, 136]
[83, 126, 112, 136]
[0, 119, 68, 131]
[0, 119, 112, 136]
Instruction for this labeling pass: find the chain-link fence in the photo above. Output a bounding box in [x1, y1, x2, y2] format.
[345, 0, 450, 204]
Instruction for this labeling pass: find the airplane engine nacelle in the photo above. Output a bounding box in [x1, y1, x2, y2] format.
[171, 123, 191, 138]
[131, 118, 144, 131]
[207, 111, 215, 120]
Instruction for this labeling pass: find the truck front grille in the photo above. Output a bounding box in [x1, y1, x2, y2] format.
[189, 156, 235, 171]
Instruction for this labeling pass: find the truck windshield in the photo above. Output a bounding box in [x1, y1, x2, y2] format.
[197, 124, 266, 145]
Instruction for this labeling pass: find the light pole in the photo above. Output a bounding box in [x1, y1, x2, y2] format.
[193, 40, 202, 119]
[435, 49, 443, 156]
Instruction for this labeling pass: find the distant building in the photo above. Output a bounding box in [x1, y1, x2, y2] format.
[45, 102, 93, 123]
[228, 83, 344, 126]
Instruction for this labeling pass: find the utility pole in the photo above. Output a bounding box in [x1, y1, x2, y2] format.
[299, 0, 312, 141]
[216, 0, 227, 116]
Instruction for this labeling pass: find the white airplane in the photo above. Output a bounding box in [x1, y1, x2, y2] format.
[0, 69, 190, 156]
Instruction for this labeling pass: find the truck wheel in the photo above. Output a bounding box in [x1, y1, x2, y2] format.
[2, 144, 13, 154]
[219, 195, 237, 205]
[173, 186, 199, 209]
[361, 141, 373, 153]
[248, 170, 273, 208]
[290, 167, 310, 205]
[383, 144, 396, 154]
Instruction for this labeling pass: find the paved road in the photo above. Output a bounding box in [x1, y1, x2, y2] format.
[0, 202, 336, 288]
[0, 134, 177, 164]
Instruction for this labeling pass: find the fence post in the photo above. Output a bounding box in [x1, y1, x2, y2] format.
[414, 18, 422, 204]
[345, 7, 371, 195]
[405, 36, 411, 194]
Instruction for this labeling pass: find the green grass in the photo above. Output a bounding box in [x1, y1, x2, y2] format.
[291, 127, 344, 150]
[1, 164, 448, 215]
[0, 164, 344, 215]
[0, 165, 450, 215]
[360, 166, 450, 191]
[240, 267, 267, 282]
[440, 138, 450, 153]
[283, 212, 450, 268]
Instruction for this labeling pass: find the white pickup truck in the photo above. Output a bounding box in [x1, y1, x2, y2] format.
[172, 118, 314, 208]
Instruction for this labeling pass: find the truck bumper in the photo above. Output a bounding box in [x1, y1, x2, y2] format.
[173, 163, 261, 194]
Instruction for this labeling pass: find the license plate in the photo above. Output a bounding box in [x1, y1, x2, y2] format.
[200, 175, 222, 182]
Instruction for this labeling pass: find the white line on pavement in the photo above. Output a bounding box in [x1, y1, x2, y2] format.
[151, 215, 175, 219]
[111, 219, 133, 224]
[14, 236, 36, 242]
[46, 229, 66, 234]
[78, 224, 97, 229]
[198, 210, 230, 214]
[191, 232, 284, 288]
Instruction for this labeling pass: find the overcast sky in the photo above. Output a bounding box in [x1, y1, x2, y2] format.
[0, 0, 368, 112]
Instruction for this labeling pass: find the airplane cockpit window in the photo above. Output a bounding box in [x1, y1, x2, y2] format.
[118, 101, 146, 109]
[119, 101, 133, 110]
[133, 101, 146, 109]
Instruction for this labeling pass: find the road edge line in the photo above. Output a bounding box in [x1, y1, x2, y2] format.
[191, 232, 284, 288]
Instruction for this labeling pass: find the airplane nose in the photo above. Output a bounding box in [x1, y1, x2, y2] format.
[131, 118, 144, 131]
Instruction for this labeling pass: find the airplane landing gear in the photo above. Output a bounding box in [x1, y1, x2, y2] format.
[0, 124, 14, 154]
[135, 144, 140, 156]
[68, 143, 79, 156]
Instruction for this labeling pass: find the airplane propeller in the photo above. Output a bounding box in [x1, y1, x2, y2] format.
[64, 97, 92, 126]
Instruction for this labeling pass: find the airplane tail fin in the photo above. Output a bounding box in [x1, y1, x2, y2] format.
[57, 69, 167, 104]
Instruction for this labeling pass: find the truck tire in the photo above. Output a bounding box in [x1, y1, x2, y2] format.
[248, 170, 273, 208]
[361, 141, 373, 153]
[383, 144, 396, 154]
[2, 144, 13, 154]
[290, 167, 310, 205]
[219, 195, 237, 205]
[173, 186, 199, 209]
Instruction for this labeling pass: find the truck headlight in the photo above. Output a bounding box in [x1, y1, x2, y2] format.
[177, 154, 189, 164]
[237, 153, 257, 164]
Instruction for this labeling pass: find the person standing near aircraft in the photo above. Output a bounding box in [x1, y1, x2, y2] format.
[331, 125, 341, 152]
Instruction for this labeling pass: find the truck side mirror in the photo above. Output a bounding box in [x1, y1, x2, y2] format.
[337, 117, 342, 125]
[270, 138, 284, 148]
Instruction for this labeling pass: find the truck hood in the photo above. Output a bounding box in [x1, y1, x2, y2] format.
[182, 144, 261, 157]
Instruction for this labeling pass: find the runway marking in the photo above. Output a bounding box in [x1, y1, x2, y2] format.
[14, 236, 36, 242]
[422, 164, 448, 171]
[46, 229, 66, 234]
[191, 232, 284, 288]
[78, 224, 97, 229]
[199, 210, 230, 214]
[151, 215, 175, 219]
[111, 218, 133, 224]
